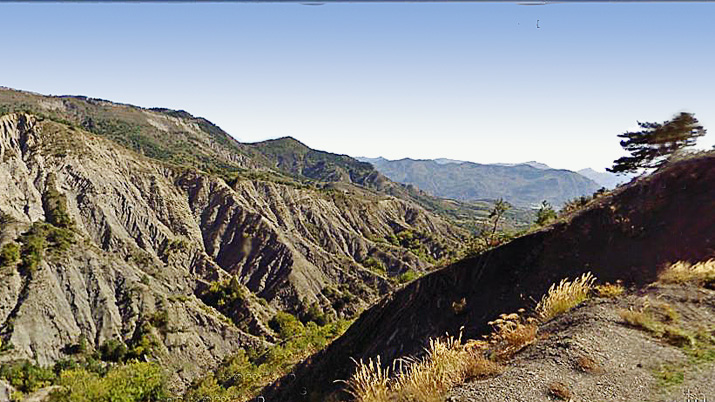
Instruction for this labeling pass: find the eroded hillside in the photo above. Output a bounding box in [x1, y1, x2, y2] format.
[0, 111, 469, 393]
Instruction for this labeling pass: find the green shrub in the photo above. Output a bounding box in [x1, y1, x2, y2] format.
[49, 361, 167, 401]
[0, 360, 56, 393]
[560, 195, 592, 216]
[149, 309, 169, 330]
[323, 286, 356, 312]
[362, 257, 386, 275]
[535, 200, 557, 226]
[99, 339, 128, 363]
[185, 318, 351, 401]
[42, 175, 74, 229]
[16, 221, 75, 276]
[268, 312, 304, 339]
[0, 243, 20, 269]
[203, 276, 246, 306]
[300, 301, 329, 326]
[396, 270, 419, 284]
[125, 321, 161, 361]
[18, 226, 46, 275]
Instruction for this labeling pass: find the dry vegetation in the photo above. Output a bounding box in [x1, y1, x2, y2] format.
[484, 310, 538, 360]
[344, 272, 602, 402]
[574, 355, 602, 374]
[345, 261, 715, 402]
[658, 259, 715, 288]
[546, 381, 572, 400]
[535, 272, 596, 322]
[342, 332, 502, 402]
[595, 281, 625, 298]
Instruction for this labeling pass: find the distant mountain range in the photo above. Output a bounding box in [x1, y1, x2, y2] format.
[577, 167, 632, 189]
[432, 158, 552, 170]
[357, 157, 612, 207]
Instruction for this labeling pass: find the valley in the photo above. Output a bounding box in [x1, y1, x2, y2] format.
[0, 87, 712, 402]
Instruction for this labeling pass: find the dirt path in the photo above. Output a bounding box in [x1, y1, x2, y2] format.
[447, 284, 715, 402]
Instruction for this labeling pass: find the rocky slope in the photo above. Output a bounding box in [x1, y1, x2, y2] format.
[0, 109, 469, 393]
[361, 157, 602, 207]
[0, 87, 535, 233]
[447, 281, 715, 402]
[262, 152, 714, 401]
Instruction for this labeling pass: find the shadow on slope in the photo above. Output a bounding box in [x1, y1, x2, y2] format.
[262, 152, 715, 401]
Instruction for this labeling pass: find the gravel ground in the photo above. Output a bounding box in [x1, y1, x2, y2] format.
[447, 284, 715, 402]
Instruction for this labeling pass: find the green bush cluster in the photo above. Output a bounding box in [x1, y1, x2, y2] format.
[17, 222, 75, 275]
[386, 230, 442, 264]
[185, 316, 351, 401]
[125, 321, 162, 361]
[42, 175, 74, 229]
[49, 361, 167, 402]
[268, 312, 305, 339]
[203, 276, 247, 308]
[361, 256, 386, 275]
[0, 360, 56, 394]
[560, 188, 609, 217]
[299, 301, 330, 326]
[0, 243, 20, 269]
[535, 200, 558, 227]
[396, 269, 419, 284]
[99, 339, 128, 363]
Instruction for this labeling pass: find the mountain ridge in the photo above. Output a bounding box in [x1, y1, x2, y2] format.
[357, 156, 602, 207]
[0, 87, 483, 394]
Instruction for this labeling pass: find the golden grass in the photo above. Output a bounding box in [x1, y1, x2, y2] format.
[344, 273, 613, 402]
[536, 272, 596, 322]
[343, 356, 391, 402]
[658, 259, 715, 287]
[486, 310, 538, 360]
[595, 281, 625, 298]
[343, 332, 502, 402]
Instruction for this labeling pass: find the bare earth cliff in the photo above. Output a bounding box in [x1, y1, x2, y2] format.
[0, 99, 466, 394]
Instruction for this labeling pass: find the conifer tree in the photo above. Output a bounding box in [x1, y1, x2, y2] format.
[608, 112, 706, 174]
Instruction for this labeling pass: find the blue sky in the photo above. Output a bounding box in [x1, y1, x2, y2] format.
[1, 2, 713, 171]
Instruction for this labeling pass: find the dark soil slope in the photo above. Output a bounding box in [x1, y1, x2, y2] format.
[262, 153, 715, 401]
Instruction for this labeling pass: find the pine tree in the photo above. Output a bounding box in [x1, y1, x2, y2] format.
[608, 112, 706, 174]
[535, 200, 557, 226]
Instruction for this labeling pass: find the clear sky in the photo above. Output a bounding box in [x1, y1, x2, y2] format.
[1, 2, 713, 171]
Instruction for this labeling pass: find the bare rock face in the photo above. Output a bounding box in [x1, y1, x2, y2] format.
[0, 112, 466, 391]
[0, 379, 14, 401]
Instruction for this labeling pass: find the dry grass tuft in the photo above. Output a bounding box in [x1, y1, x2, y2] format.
[595, 281, 625, 298]
[658, 259, 715, 288]
[451, 298, 467, 315]
[342, 356, 391, 402]
[547, 381, 572, 400]
[343, 332, 502, 402]
[536, 272, 596, 322]
[486, 311, 538, 360]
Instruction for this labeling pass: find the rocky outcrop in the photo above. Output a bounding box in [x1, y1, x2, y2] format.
[0, 112, 467, 392]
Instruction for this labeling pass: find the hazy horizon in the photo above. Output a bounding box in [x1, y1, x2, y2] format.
[1, 2, 713, 171]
